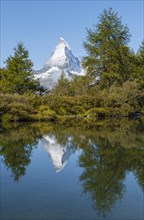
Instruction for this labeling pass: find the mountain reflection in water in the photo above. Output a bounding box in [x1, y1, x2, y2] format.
[0, 119, 144, 218]
[42, 134, 76, 172]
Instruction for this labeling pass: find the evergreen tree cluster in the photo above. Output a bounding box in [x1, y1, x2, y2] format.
[0, 8, 144, 122]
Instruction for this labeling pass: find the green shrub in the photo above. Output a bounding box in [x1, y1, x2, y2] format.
[56, 107, 67, 115]
[85, 107, 108, 119]
[8, 103, 34, 121]
[107, 104, 135, 117]
[35, 108, 57, 121]
[1, 113, 13, 122]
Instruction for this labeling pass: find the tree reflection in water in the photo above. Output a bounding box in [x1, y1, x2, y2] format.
[0, 124, 41, 181]
[0, 119, 144, 216]
[78, 120, 144, 216]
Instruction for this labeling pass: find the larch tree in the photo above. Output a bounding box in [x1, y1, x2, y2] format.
[82, 8, 132, 88]
[136, 40, 144, 88]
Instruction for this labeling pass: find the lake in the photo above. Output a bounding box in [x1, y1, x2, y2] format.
[0, 119, 144, 220]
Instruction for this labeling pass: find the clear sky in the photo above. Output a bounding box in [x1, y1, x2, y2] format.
[1, 0, 144, 70]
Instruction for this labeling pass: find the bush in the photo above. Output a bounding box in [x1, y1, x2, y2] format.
[8, 102, 34, 121]
[85, 107, 108, 119]
[35, 107, 57, 121]
[1, 113, 13, 122]
[106, 104, 135, 117]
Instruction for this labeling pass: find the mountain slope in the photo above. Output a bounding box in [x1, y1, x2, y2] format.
[34, 38, 84, 89]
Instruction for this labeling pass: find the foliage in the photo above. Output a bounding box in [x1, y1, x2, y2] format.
[82, 8, 132, 87]
[69, 75, 92, 96]
[101, 81, 144, 115]
[0, 42, 42, 94]
[0, 9, 144, 121]
[78, 120, 144, 215]
[85, 107, 108, 119]
[51, 72, 71, 96]
[133, 40, 144, 88]
[0, 124, 40, 181]
[35, 105, 58, 121]
[0, 93, 37, 122]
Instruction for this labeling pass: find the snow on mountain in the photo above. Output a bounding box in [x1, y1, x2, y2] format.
[34, 37, 84, 90]
[42, 134, 76, 172]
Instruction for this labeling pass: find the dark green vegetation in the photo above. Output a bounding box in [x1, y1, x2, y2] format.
[0, 8, 144, 122]
[0, 43, 43, 94]
[0, 119, 144, 216]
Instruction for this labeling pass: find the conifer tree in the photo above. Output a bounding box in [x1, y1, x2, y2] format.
[52, 72, 70, 96]
[1, 42, 42, 94]
[82, 8, 131, 88]
[136, 40, 144, 87]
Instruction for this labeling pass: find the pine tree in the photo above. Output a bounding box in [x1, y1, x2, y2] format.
[82, 8, 132, 88]
[136, 40, 144, 88]
[138, 40, 144, 61]
[2, 42, 42, 94]
[52, 72, 70, 96]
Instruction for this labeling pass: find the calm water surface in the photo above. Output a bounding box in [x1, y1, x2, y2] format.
[0, 120, 144, 220]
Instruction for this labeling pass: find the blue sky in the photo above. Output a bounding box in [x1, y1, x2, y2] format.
[1, 0, 144, 70]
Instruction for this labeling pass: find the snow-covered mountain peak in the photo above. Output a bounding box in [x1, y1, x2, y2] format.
[58, 37, 71, 50]
[44, 37, 74, 69]
[34, 37, 85, 89]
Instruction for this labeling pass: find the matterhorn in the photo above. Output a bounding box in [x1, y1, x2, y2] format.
[34, 37, 84, 90]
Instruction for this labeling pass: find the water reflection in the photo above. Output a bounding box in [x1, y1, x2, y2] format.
[0, 119, 144, 217]
[78, 120, 144, 216]
[0, 124, 40, 181]
[42, 134, 76, 172]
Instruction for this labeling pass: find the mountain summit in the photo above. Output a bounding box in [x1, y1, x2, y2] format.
[44, 37, 81, 72]
[34, 37, 84, 89]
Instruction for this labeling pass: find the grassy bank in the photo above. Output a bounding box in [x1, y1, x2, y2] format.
[0, 91, 143, 124]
